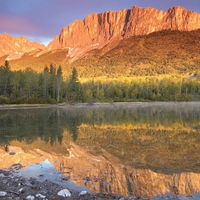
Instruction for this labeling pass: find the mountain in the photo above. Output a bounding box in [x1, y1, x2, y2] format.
[47, 6, 200, 60]
[4, 29, 200, 78]
[0, 33, 45, 60]
[1, 6, 200, 77]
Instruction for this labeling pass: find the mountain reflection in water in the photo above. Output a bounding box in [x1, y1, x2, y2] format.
[0, 102, 200, 198]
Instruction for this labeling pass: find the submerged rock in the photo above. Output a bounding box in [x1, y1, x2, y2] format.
[79, 190, 88, 196]
[57, 189, 71, 197]
[18, 188, 24, 193]
[36, 193, 46, 199]
[26, 195, 35, 200]
[0, 191, 7, 196]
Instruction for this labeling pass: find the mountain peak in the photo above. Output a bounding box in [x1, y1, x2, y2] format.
[1, 32, 13, 39]
[0, 33, 45, 59]
[1, 6, 200, 63]
[168, 6, 187, 11]
[46, 6, 200, 60]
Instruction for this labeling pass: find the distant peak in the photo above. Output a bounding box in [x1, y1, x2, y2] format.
[0, 33, 45, 58]
[1, 33, 12, 38]
[170, 6, 186, 9]
[17, 35, 27, 39]
[167, 6, 193, 12]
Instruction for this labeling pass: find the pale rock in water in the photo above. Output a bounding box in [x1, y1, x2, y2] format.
[36, 193, 46, 198]
[79, 190, 88, 196]
[18, 188, 24, 193]
[0, 191, 7, 196]
[26, 195, 35, 200]
[57, 189, 71, 197]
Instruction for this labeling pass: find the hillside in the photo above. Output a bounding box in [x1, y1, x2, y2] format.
[2, 49, 70, 72]
[71, 29, 200, 77]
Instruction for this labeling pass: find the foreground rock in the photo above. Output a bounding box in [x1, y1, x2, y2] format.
[0, 168, 200, 200]
[0, 169, 131, 200]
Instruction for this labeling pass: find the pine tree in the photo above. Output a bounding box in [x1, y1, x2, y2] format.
[1, 60, 12, 96]
[56, 65, 63, 102]
[67, 67, 81, 102]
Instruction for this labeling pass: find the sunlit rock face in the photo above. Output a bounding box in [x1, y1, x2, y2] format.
[0, 33, 45, 59]
[1, 6, 200, 66]
[48, 6, 200, 55]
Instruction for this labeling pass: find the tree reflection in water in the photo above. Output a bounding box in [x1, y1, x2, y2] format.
[1, 103, 200, 198]
[0, 103, 200, 174]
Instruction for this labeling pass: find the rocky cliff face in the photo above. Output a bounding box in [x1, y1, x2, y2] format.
[47, 6, 200, 57]
[1, 6, 200, 67]
[1, 6, 200, 62]
[0, 33, 45, 60]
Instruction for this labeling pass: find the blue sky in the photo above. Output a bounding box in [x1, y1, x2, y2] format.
[0, 0, 199, 45]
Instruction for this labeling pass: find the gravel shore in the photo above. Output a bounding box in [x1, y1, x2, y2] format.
[0, 168, 137, 200]
[1, 168, 200, 200]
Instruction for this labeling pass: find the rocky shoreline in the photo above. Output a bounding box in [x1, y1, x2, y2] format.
[0, 168, 128, 200]
[1, 168, 200, 200]
[0, 167, 147, 200]
[1, 103, 200, 200]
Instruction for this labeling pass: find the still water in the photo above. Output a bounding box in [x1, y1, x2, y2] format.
[0, 102, 200, 198]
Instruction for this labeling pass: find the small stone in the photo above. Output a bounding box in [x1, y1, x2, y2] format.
[18, 188, 24, 193]
[26, 195, 35, 200]
[36, 193, 46, 199]
[2, 179, 8, 184]
[79, 191, 87, 196]
[39, 174, 44, 177]
[0, 191, 7, 196]
[57, 189, 71, 197]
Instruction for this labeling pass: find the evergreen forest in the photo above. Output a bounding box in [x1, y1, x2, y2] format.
[1, 61, 200, 104]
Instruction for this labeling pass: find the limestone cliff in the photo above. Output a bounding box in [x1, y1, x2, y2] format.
[47, 6, 200, 57]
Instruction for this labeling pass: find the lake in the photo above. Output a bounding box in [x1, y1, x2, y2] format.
[0, 102, 200, 198]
